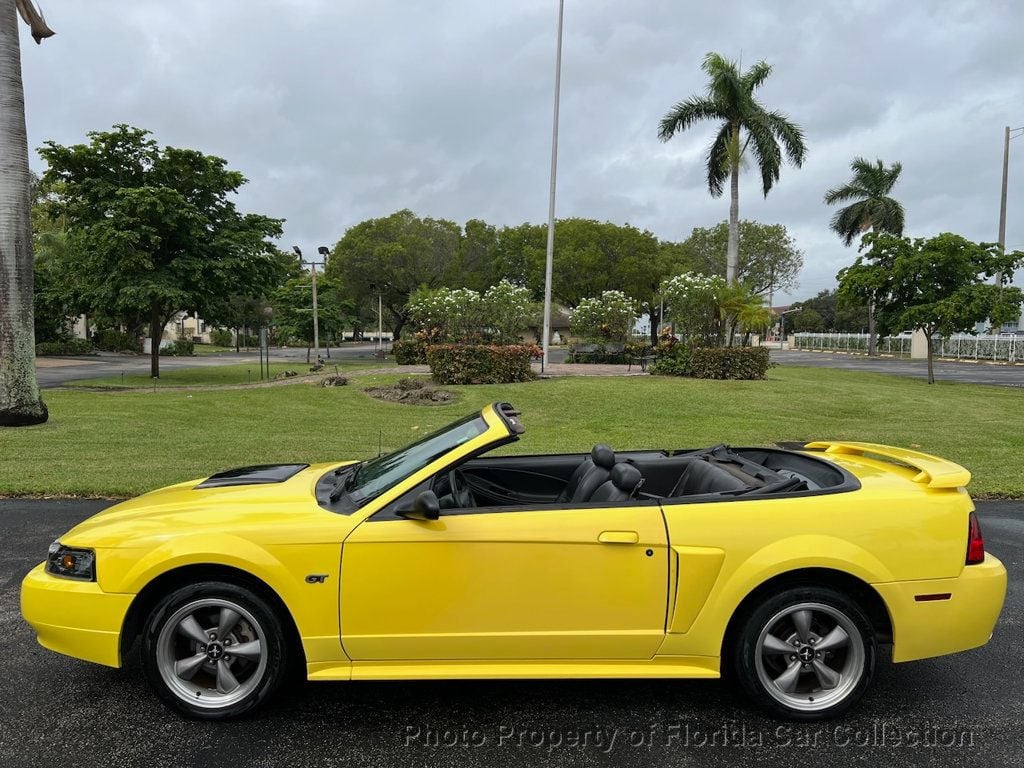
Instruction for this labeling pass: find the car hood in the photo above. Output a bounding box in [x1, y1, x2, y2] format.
[60, 461, 356, 548]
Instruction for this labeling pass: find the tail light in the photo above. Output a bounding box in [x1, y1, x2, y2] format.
[966, 512, 985, 564]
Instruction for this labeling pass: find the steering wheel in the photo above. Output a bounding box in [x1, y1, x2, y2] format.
[447, 468, 476, 509]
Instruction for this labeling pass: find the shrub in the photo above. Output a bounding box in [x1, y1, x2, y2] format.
[427, 344, 538, 385]
[35, 338, 95, 356]
[210, 328, 234, 347]
[94, 329, 140, 353]
[407, 280, 532, 344]
[649, 342, 692, 376]
[160, 337, 195, 356]
[392, 338, 428, 364]
[688, 346, 772, 380]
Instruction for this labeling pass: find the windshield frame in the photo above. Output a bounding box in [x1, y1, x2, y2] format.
[345, 411, 491, 506]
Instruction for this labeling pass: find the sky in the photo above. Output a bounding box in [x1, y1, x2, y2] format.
[17, 0, 1024, 302]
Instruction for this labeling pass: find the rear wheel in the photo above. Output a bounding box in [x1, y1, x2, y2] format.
[141, 581, 288, 720]
[732, 587, 876, 719]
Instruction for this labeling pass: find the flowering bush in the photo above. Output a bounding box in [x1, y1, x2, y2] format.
[392, 338, 428, 364]
[660, 272, 726, 346]
[570, 290, 638, 343]
[407, 280, 531, 344]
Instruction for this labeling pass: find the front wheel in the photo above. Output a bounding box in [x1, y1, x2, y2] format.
[141, 581, 289, 719]
[732, 587, 876, 720]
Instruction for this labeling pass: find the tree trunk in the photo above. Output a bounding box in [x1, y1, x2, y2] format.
[867, 298, 878, 357]
[0, 3, 46, 425]
[149, 302, 163, 378]
[726, 142, 740, 286]
[649, 305, 660, 347]
[234, 327, 240, 353]
[925, 329, 935, 385]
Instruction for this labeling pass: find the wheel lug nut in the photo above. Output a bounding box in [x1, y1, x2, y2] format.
[790, 654, 796, 661]
[802, 663, 810, 669]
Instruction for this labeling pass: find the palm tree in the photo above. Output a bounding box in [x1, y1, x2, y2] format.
[824, 157, 904, 356]
[659, 53, 806, 286]
[0, 0, 53, 426]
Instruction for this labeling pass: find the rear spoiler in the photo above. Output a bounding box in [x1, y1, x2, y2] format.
[803, 441, 970, 489]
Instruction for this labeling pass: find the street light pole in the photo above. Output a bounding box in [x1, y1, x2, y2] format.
[541, 0, 565, 371]
[995, 125, 1024, 286]
[293, 245, 323, 365]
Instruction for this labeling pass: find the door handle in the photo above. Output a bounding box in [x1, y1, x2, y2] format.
[598, 530, 639, 544]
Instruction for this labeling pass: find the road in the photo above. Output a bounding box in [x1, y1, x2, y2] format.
[771, 349, 1024, 387]
[34, 344, 385, 388]
[0, 500, 1019, 767]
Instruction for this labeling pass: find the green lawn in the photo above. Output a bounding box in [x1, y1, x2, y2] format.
[2, 366, 1022, 498]
[192, 344, 236, 355]
[64, 360, 388, 388]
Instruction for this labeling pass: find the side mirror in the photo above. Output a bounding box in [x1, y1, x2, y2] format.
[397, 490, 440, 521]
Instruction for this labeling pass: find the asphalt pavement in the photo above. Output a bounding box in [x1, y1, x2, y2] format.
[34, 344, 385, 388]
[771, 349, 1024, 387]
[0, 499, 1019, 767]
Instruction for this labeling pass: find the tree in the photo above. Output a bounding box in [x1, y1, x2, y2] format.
[681, 220, 803, 295]
[790, 307, 825, 332]
[659, 52, 806, 285]
[272, 275, 355, 361]
[326, 209, 461, 339]
[0, 0, 53, 426]
[837, 233, 1023, 383]
[791, 289, 868, 332]
[38, 125, 283, 377]
[569, 290, 638, 345]
[825, 157, 905, 356]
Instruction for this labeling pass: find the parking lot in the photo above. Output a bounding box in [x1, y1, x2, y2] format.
[1, 499, 1020, 768]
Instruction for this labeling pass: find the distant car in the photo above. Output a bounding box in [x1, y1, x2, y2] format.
[22, 403, 1006, 720]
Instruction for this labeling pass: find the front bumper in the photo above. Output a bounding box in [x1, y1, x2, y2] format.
[875, 553, 1008, 663]
[21, 562, 133, 668]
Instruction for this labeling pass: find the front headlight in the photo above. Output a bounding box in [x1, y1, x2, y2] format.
[46, 541, 96, 581]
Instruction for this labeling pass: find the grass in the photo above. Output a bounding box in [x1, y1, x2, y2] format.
[2, 366, 1023, 498]
[64, 360, 389, 388]
[192, 344, 236, 355]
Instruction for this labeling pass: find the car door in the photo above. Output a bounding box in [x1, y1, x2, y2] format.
[340, 498, 669, 661]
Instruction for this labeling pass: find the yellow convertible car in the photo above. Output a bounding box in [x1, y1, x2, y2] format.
[22, 402, 1006, 720]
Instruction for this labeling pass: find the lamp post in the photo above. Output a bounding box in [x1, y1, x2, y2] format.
[541, 0, 566, 371]
[994, 125, 1023, 288]
[293, 246, 323, 365]
[369, 282, 388, 357]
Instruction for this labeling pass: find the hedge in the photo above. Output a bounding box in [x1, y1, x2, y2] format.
[651, 345, 772, 380]
[426, 344, 538, 385]
[35, 338, 96, 356]
[94, 329, 141, 353]
[392, 338, 428, 365]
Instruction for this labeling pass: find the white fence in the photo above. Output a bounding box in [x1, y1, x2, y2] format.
[792, 333, 911, 357]
[793, 332, 1024, 362]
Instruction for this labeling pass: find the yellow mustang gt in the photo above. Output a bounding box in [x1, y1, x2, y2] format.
[22, 402, 1006, 720]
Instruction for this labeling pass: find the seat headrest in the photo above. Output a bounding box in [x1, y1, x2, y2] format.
[610, 462, 642, 492]
[591, 444, 615, 469]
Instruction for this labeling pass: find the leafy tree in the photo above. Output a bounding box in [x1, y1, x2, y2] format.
[455, 219, 500, 292]
[790, 307, 825, 332]
[681, 220, 803, 295]
[659, 52, 806, 285]
[791, 289, 868, 332]
[0, 1, 54, 426]
[407, 281, 532, 344]
[39, 125, 284, 377]
[825, 157, 905, 355]
[272, 275, 355, 361]
[326, 209, 461, 339]
[838, 233, 1023, 383]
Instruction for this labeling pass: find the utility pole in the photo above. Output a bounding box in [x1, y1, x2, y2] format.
[541, 0, 565, 371]
[995, 125, 1011, 286]
[294, 246, 325, 365]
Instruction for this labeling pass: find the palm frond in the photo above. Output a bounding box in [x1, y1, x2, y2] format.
[829, 202, 869, 246]
[741, 60, 773, 93]
[701, 52, 745, 114]
[744, 115, 782, 197]
[764, 110, 807, 166]
[658, 96, 724, 141]
[823, 182, 872, 205]
[705, 122, 732, 197]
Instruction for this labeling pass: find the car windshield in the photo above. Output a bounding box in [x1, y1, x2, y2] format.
[348, 412, 489, 504]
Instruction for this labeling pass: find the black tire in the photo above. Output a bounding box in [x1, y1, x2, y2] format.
[141, 580, 289, 720]
[731, 586, 876, 720]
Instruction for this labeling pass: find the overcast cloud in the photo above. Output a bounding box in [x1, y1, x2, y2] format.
[18, 0, 1024, 301]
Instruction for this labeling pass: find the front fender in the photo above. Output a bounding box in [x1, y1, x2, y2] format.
[101, 535, 346, 665]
